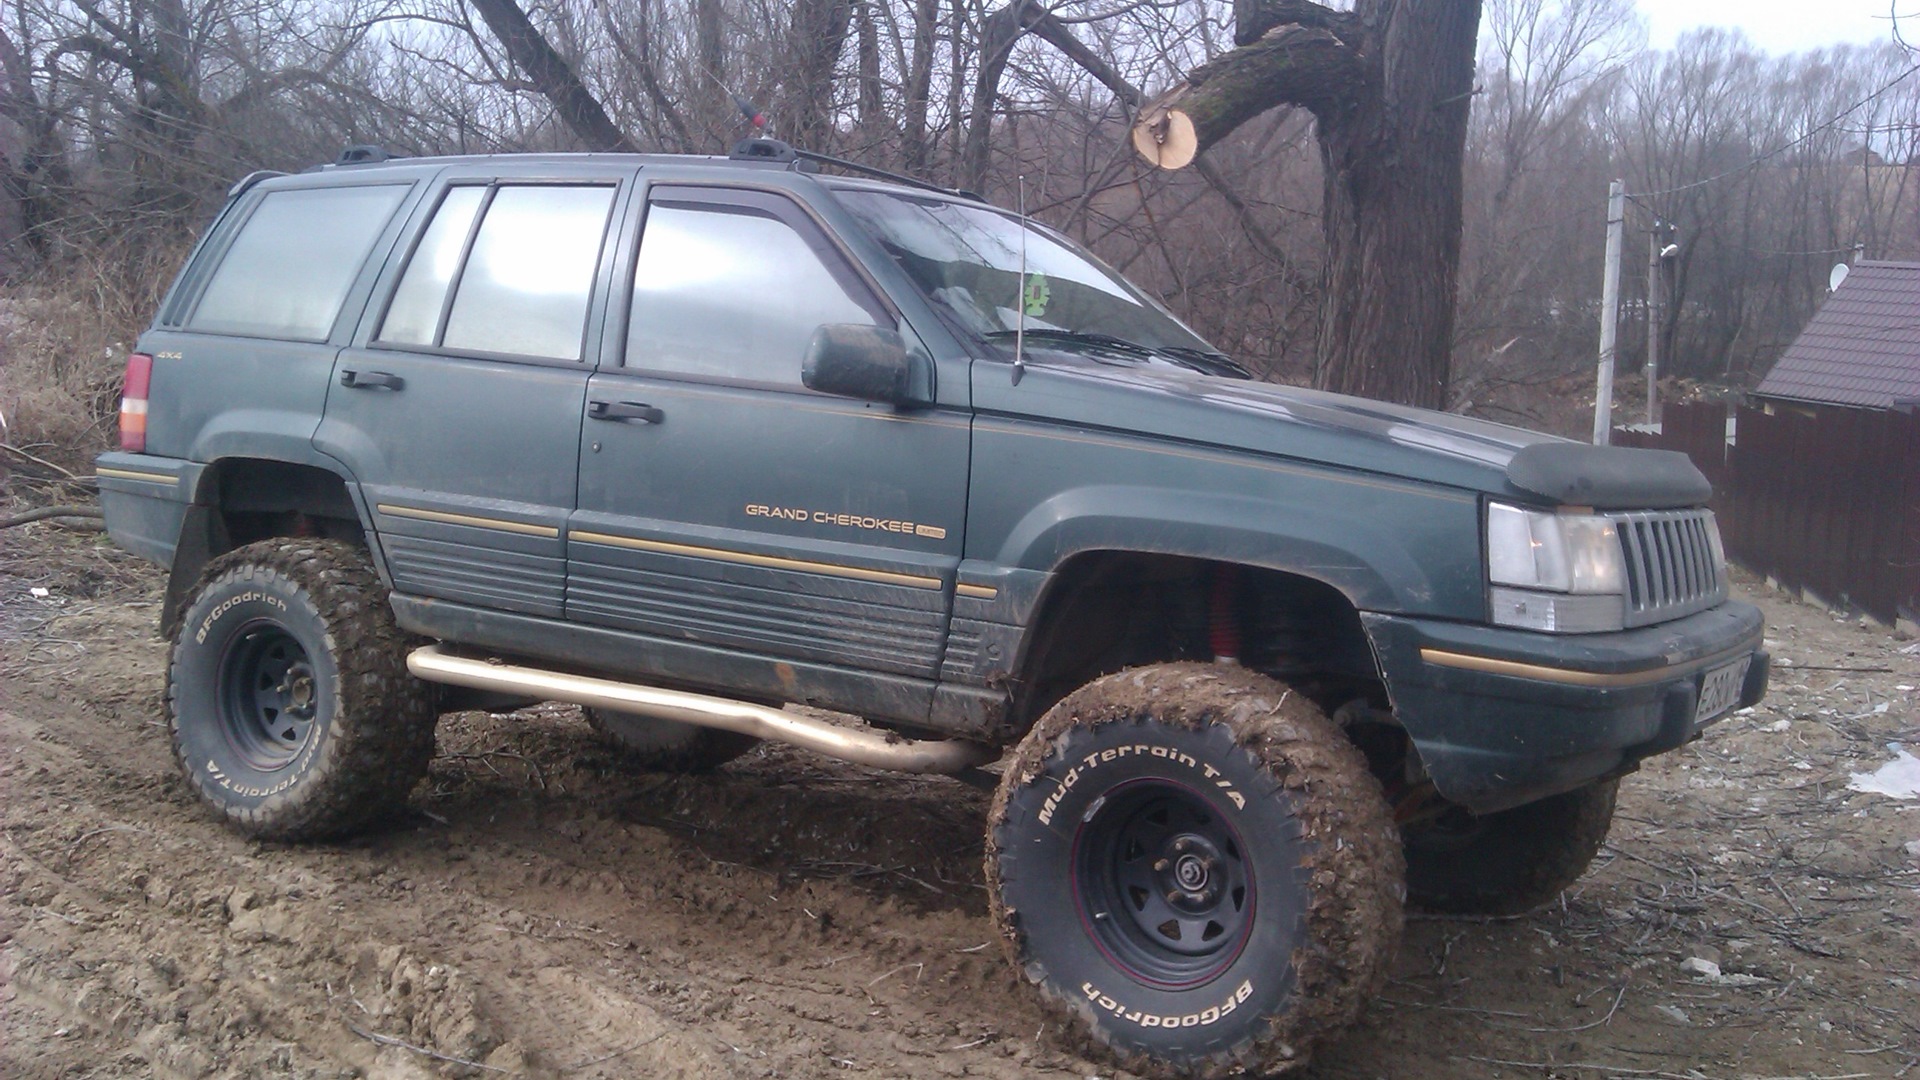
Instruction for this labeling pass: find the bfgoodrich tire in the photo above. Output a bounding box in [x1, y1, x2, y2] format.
[987, 663, 1403, 1079]
[168, 539, 436, 841]
[1403, 778, 1618, 916]
[583, 708, 759, 772]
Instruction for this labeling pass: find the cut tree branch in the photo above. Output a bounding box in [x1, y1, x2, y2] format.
[1132, 27, 1362, 169]
[1233, 0, 1359, 45]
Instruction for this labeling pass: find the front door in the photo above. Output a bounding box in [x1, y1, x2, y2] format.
[570, 184, 969, 687]
[316, 165, 632, 616]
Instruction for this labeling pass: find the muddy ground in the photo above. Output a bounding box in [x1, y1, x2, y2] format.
[2, 522, 1916, 1080]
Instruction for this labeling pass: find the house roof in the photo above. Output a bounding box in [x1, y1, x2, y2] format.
[1755, 260, 1920, 409]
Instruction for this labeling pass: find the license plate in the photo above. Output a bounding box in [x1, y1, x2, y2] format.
[1695, 656, 1751, 724]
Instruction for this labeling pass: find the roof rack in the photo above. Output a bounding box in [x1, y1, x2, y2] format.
[730, 138, 982, 202]
[336, 144, 394, 165]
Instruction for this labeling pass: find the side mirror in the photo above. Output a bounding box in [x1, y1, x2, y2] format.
[802, 324, 921, 404]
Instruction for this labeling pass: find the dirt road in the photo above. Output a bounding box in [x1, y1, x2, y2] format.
[3, 526, 1916, 1079]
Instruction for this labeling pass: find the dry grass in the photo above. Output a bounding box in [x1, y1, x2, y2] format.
[1, 248, 186, 479]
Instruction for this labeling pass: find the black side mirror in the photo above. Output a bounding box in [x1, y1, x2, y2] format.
[802, 324, 921, 404]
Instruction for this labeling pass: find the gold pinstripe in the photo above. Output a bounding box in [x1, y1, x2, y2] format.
[571, 530, 942, 590]
[1419, 641, 1754, 688]
[376, 503, 560, 537]
[96, 467, 177, 485]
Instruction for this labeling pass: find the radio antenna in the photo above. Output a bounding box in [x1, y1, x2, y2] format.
[1012, 175, 1028, 387]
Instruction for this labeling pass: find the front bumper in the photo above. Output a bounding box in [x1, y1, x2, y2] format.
[1362, 601, 1768, 813]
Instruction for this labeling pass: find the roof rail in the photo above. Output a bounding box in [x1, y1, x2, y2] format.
[226, 170, 288, 199]
[731, 137, 980, 202]
[792, 148, 982, 202]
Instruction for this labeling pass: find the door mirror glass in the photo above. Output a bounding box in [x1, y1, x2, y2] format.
[803, 324, 919, 403]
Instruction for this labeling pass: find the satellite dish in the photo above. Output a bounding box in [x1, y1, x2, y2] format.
[1829, 262, 1851, 292]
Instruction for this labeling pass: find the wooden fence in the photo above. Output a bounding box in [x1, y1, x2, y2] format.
[1615, 400, 1920, 625]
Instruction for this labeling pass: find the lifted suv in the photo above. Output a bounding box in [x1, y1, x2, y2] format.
[99, 142, 1766, 1078]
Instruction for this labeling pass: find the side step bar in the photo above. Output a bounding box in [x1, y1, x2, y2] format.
[407, 645, 998, 775]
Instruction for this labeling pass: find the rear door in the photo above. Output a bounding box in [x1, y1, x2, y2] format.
[315, 163, 632, 617]
[569, 182, 970, 681]
[143, 178, 418, 467]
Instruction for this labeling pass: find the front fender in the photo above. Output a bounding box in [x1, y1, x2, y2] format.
[992, 485, 1416, 610]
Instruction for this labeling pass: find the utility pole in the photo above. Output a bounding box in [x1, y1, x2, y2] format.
[1646, 218, 1663, 428]
[1594, 180, 1624, 445]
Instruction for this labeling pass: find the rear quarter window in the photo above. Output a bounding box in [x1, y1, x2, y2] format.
[187, 185, 407, 341]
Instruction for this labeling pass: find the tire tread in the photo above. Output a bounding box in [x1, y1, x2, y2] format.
[168, 538, 435, 841]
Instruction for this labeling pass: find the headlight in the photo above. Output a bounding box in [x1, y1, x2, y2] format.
[1485, 502, 1626, 632]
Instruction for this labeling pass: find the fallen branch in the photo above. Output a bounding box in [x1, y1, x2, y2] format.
[2, 504, 106, 529]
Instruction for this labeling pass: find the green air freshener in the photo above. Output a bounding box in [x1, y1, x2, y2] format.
[1023, 273, 1051, 317]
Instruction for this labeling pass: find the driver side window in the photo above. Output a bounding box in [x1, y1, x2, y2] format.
[626, 195, 882, 384]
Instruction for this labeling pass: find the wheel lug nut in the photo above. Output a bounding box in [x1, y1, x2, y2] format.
[1154, 859, 1170, 872]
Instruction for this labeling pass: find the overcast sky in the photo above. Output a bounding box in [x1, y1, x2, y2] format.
[1639, 0, 1912, 53]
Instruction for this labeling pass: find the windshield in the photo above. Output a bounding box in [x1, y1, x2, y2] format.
[835, 188, 1224, 360]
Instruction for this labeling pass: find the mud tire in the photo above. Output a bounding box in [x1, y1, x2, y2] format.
[1403, 778, 1618, 915]
[167, 539, 436, 841]
[986, 663, 1404, 1079]
[584, 708, 759, 772]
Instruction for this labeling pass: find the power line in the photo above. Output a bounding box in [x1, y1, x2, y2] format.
[1629, 61, 1920, 199]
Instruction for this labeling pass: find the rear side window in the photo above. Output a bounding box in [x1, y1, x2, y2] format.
[627, 202, 879, 383]
[189, 186, 406, 341]
[379, 186, 486, 346]
[378, 184, 616, 361]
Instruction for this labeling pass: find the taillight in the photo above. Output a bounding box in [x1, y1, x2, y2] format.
[120, 352, 153, 452]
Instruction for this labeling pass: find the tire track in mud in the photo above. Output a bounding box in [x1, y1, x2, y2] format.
[8, 559, 1917, 1079]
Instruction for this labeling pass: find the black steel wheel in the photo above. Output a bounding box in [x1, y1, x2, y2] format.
[169, 539, 436, 840]
[216, 624, 320, 770]
[1073, 781, 1258, 990]
[987, 663, 1403, 1080]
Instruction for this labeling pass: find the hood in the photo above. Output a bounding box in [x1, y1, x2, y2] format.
[986, 357, 1707, 507]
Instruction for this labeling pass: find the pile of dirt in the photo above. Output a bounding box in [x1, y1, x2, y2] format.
[2, 525, 1915, 1078]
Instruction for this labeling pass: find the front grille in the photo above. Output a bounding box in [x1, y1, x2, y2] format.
[1610, 509, 1726, 627]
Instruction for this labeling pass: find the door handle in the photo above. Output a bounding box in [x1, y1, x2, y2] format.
[588, 400, 664, 424]
[340, 369, 404, 390]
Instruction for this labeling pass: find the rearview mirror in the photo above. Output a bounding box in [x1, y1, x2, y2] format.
[802, 324, 922, 404]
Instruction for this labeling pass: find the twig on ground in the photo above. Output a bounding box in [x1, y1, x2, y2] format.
[565, 1032, 665, 1069]
[345, 1019, 510, 1073]
[866, 962, 923, 988]
[63, 824, 143, 869]
[1, 443, 81, 478]
[1499, 982, 1628, 1033]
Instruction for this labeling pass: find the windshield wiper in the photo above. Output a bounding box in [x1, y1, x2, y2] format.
[1157, 345, 1252, 379]
[985, 328, 1156, 357]
[986, 329, 1250, 379]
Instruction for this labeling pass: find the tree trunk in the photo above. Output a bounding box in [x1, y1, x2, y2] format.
[694, 0, 730, 147]
[1133, 0, 1483, 409]
[785, 0, 851, 151]
[468, 0, 639, 153]
[901, 0, 939, 173]
[1314, 0, 1480, 407]
[854, 0, 884, 136]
